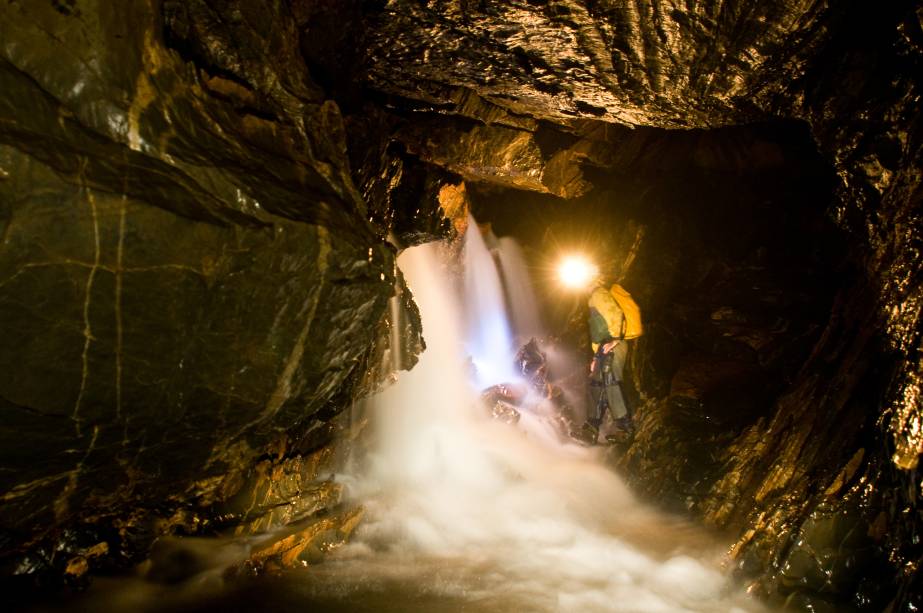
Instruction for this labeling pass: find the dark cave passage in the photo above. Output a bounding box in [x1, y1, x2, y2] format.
[2, 1, 921, 612]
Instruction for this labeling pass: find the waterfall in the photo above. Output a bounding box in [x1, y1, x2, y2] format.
[462, 217, 519, 388]
[324, 237, 760, 612]
[495, 235, 545, 343]
[60, 233, 760, 612]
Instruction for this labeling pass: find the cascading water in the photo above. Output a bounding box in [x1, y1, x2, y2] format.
[462, 217, 519, 389]
[495, 236, 545, 343]
[308, 236, 762, 612]
[54, 230, 763, 613]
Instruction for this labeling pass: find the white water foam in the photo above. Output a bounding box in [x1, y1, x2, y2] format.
[47, 233, 764, 613]
[328, 239, 763, 613]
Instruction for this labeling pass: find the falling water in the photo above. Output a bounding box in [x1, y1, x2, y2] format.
[314, 239, 762, 612]
[49, 234, 763, 613]
[495, 236, 545, 343]
[462, 217, 519, 388]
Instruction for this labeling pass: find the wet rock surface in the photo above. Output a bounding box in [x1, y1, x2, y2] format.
[353, 2, 922, 608]
[0, 0, 429, 595]
[1, 0, 921, 610]
[363, 0, 803, 127]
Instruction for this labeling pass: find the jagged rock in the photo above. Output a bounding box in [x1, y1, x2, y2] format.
[207, 439, 342, 537]
[346, 106, 458, 247]
[0, 0, 423, 587]
[395, 117, 599, 198]
[397, 119, 546, 193]
[0, 0, 921, 609]
[361, 0, 864, 129]
[240, 505, 364, 573]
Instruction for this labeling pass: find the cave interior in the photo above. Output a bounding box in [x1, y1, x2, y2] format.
[0, 0, 921, 611]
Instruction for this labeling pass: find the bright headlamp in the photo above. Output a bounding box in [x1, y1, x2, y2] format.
[557, 255, 598, 290]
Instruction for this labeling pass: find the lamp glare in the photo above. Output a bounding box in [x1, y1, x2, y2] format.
[558, 256, 597, 289]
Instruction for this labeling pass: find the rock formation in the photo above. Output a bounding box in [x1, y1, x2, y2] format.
[0, 0, 919, 610]
[0, 0, 423, 589]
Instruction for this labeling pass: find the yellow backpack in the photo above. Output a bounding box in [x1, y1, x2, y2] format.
[609, 284, 643, 339]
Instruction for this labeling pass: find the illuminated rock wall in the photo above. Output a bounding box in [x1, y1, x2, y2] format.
[0, 0, 919, 608]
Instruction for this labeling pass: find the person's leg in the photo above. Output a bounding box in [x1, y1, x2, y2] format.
[574, 356, 606, 443]
[588, 387, 607, 428]
[610, 341, 628, 382]
[605, 380, 628, 420]
[587, 356, 607, 428]
[603, 345, 633, 435]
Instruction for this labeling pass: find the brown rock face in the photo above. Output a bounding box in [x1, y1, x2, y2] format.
[363, 0, 803, 127]
[0, 0, 921, 610]
[350, 1, 921, 609]
[0, 0, 430, 589]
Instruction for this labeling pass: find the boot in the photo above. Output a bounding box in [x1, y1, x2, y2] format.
[605, 417, 634, 444]
[571, 422, 599, 445]
[614, 416, 634, 434]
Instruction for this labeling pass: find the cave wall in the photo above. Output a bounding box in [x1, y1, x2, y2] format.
[346, 1, 922, 609]
[0, 0, 439, 587]
[363, 0, 822, 127]
[0, 0, 920, 608]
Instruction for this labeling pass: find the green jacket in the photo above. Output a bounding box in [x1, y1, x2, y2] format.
[588, 286, 624, 352]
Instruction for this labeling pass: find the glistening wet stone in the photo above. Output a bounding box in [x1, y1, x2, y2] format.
[1, 0, 921, 609]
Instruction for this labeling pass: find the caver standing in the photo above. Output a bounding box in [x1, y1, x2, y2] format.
[574, 281, 643, 445]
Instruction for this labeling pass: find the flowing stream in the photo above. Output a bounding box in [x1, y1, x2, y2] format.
[294, 233, 762, 612]
[41, 227, 763, 613]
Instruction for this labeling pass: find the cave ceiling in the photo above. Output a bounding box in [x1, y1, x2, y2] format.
[361, 0, 813, 127]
